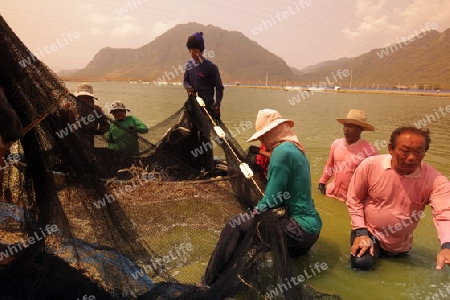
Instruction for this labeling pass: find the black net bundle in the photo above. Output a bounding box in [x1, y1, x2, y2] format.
[0, 14, 341, 299]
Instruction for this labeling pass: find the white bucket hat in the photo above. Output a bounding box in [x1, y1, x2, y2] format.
[109, 100, 130, 113]
[336, 109, 375, 131]
[74, 82, 97, 99]
[247, 109, 294, 142]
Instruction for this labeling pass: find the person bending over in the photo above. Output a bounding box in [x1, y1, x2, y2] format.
[203, 109, 322, 286]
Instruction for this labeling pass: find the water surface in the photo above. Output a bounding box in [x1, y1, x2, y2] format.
[66, 81, 450, 299]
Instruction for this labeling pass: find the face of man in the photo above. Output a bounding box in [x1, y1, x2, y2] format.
[111, 110, 126, 121]
[77, 95, 94, 106]
[343, 123, 363, 144]
[189, 48, 203, 62]
[388, 131, 426, 175]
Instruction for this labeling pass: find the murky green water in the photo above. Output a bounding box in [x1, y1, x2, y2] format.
[66, 81, 450, 299]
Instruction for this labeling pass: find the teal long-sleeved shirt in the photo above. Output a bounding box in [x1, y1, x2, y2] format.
[256, 142, 322, 234]
[106, 115, 148, 155]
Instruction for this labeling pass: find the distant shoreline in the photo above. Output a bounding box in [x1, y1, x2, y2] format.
[223, 85, 450, 98]
[227, 85, 450, 97]
[333, 89, 450, 97]
[62, 78, 450, 98]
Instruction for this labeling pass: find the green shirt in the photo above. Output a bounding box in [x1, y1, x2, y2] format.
[106, 115, 148, 155]
[256, 142, 322, 234]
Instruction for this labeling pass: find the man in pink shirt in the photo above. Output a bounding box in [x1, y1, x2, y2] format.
[318, 109, 378, 201]
[347, 126, 450, 270]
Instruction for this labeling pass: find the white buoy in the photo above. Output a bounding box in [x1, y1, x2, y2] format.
[196, 96, 205, 107]
[239, 163, 253, 179]
[214, 126, 226, 139]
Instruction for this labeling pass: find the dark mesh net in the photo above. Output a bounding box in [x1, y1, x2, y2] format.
[0, 14, 341, 299]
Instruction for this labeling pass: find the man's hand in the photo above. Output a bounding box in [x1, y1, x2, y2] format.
[129, 124, 138, 133]
[187, 87, 196, 96]
[436, 248, 450, 270]
[212, 105, 221, 120]
[318, 183, 326, 194]
[351, 235, 375, 257]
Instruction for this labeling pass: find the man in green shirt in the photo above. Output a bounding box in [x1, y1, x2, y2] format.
[106, 101, 148, 156]
[203, 109, 322, 286]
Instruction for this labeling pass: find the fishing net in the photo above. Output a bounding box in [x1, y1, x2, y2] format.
[0, 14, 341, 299]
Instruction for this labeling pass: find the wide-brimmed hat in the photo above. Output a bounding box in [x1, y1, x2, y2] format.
[247, 109, 294, 142]
[109, 100, 130, 113]
[74, 82, 97, 99]
[336, 109, 375, 131]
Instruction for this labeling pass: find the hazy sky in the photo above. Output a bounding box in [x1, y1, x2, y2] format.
[2, 0, 450, 72]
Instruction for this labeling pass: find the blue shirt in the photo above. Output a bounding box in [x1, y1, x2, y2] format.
[183, 59, 224, 107]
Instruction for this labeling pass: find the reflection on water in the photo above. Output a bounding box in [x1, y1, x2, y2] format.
[65, 81, 450, 299]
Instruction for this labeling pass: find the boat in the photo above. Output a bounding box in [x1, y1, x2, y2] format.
[306, 86, 326, 92]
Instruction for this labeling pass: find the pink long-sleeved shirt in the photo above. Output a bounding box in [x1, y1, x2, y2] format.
[347, 154, 450, 253]
[319, 138, 378, 201]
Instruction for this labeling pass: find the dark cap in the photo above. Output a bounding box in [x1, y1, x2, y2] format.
[186, 32, 205, 52]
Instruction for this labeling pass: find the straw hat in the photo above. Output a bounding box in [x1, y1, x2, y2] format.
[247, 109, 294, 142]
[336, 109, 375, 131]
[109, 100, 130, 112]
[74, 82, 97, 99]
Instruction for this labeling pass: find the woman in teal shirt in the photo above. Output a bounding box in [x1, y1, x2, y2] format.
[203, 109, 322, 286]
[106, 100, 148, 156]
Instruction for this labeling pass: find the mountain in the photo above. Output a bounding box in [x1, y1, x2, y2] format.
[298, 29, 450, 89]
[300, 57, 350, 74]
[72, 22, 296, 84]
[290, 67, 303, 76]
[57, 68, 80, 77]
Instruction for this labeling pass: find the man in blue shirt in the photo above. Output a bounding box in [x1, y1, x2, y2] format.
[183, 32, 224, 120]
[183, 32, 225, 173]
